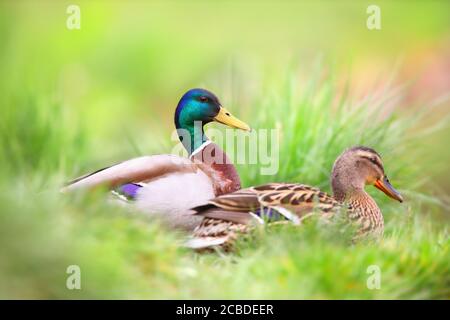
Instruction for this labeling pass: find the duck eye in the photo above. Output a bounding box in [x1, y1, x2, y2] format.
[199, 96, 208, 102]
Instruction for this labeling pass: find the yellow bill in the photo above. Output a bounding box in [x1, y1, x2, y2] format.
[213, 107, 251, 132]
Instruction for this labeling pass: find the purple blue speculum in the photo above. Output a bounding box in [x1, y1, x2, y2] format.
[116, 183, 142, 200]
[254, 207, 287, 222]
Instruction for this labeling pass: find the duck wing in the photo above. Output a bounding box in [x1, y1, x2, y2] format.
[192, 183, 341, 224]
[61, 154, 197, 192]
[187, 183, 345, 249]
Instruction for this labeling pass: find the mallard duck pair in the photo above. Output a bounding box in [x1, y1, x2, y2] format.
[64, 89, 403, 249]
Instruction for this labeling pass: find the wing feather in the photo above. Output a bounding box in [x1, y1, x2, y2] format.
[61, 155, 197, 192]
[192, 182, 342, 224]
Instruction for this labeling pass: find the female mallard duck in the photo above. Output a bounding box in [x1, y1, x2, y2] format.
[62, 88, 251, 231]
[186, 146, 403, 250]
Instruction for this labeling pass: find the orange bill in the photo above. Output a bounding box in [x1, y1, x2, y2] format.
[374, 176, 403, 203]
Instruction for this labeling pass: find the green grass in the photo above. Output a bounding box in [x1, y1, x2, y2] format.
[0, 65, 448, 299]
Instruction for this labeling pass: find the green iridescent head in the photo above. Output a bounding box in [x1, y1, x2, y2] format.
[174, 88, 250, 154]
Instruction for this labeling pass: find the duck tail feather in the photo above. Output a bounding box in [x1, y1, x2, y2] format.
[184, 237, 228, 249]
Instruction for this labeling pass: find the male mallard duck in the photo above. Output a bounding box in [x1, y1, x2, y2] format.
[62, 88, 251, 230]
[186, 146, 403, 250]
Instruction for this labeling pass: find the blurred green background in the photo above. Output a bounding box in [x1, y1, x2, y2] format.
[0, 1, 448, 299]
